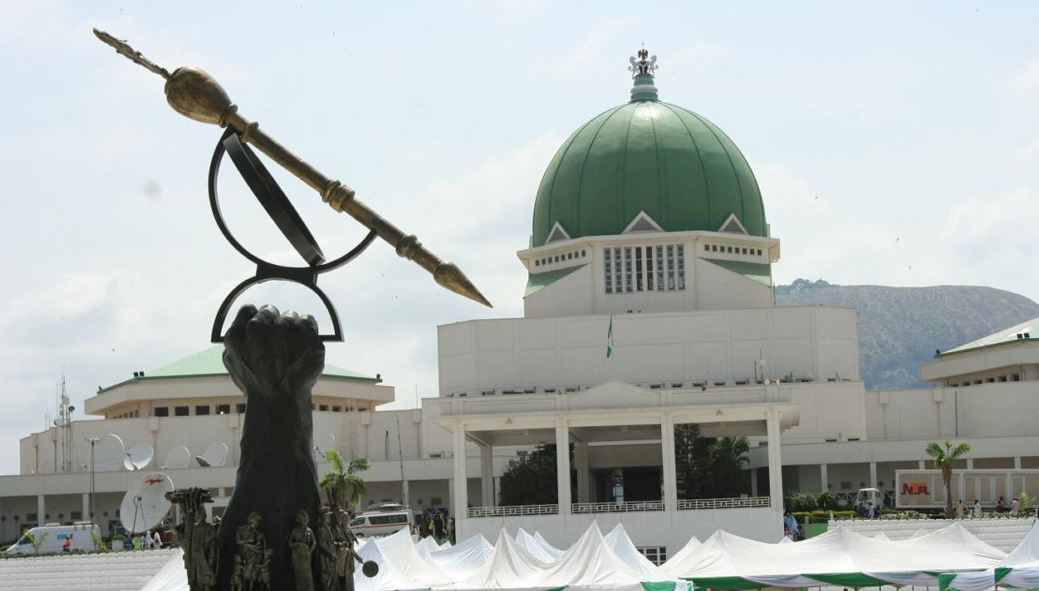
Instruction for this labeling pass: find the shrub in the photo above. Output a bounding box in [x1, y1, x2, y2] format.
[785, 492, 817, 512]
[816, 490, 841, 510]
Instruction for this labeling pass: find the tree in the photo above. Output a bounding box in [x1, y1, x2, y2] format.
[925, 440, 971, 516]
[499, 444, 559, 505]
[23, 529, 48, 554]
[675, 424, 751, 499]
[319, 450, 369, 512]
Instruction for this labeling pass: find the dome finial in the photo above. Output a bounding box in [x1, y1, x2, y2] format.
[628, 46, 659, 101]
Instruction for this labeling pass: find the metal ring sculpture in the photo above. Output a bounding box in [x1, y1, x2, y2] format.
[207, 127, 377, 342]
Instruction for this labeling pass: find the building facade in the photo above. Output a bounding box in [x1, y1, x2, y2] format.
[4, 52, 1039, 559]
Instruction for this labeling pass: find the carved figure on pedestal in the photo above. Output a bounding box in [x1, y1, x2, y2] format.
[231, 512, 272, 591]
[288, 510, 317, 591]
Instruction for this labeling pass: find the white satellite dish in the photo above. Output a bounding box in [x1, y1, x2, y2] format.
[195, 442, 229, 468]
[93, 434, 126, 472]
[120, 472, 174, 534]
[162, 446, 192, 469]
[122, 443, 154, 471]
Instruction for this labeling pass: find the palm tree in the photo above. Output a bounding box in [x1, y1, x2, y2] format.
[320, 450, 370, 511]
[925, 440, 972, 517]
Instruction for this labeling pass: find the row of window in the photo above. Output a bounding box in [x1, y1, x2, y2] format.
[150, 403, 366, 417]
[153, 404, 242, 417]
[704, 243, 763, 256]
[604, 245, 685, 294]
[534, 249, 588, 267]
[950, 374, 1021, 387]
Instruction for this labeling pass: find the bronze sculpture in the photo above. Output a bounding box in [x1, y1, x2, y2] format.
[167, 488, 219, 591]
[288, 511, 317, 591]
[231, 512, 272, 591]
[92, 29, 491, 310]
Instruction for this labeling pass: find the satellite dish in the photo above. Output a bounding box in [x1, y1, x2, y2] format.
[93, 434, 126, 472]
[123, 443, 154, 471]
[162, 446, 192, 469]
[195, 442, 228, 468]
[119, 472, 173, 534]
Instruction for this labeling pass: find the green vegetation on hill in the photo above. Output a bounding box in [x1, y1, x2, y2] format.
[775, 279, 1039, 390]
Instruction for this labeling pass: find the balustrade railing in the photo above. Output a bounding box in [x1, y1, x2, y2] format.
[677, 496, 770, 510]
[468, 504, 558, 518]
[571, 500, 665, 514]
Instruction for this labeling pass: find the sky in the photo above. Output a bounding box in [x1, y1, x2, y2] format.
[1, 1, 1038, 475]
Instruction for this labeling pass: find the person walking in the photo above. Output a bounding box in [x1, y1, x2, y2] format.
[997, 497, 1006, 513]
[974, 499, 983, 518]
[153, 530, 162, 549]
[1012, 497, 1021, 513]
[63, 535, 72, 553]
[956, 499, 966, 518]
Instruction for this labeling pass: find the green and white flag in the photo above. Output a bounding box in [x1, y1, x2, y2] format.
[606, 315, 614, 358]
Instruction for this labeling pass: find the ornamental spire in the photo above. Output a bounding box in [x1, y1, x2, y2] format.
[628, 47, 659, 101]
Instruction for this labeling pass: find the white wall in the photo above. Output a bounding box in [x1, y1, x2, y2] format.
[438, 306, 860, 397]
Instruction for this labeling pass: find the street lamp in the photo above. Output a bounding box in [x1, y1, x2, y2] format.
[86, 437, 100, 525]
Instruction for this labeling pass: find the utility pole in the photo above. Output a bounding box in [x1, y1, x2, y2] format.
[87, 437, 100, 525]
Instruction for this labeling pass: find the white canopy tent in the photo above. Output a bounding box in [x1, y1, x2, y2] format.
[938, 520, 1039, 591]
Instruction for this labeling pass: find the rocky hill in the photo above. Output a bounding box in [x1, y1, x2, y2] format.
[775, 279, 1039, 390]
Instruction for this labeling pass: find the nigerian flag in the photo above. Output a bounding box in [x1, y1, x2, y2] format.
[606, 315, 614, 358]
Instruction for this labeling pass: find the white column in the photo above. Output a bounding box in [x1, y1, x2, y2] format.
[402, 480, 410, 506]
[37, 495, 45, 524]
[556, 424, 571, 516]
[1015, 457, 1023, 469]
[575, 443, 591, 503]
[661, 416, 678, 511]
[869, 461, 878, 489]
[750, 468, 759, 496]
[919, 460, 926, 470]
[820, 463, 829, 492]
[82, 493, 90, 522]
[452, 426, 468, 525]
[766, 411, 783, 510]
[480, 444, 494, 507]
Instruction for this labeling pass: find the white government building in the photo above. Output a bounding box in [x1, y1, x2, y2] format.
[3, 54, 1039, 559]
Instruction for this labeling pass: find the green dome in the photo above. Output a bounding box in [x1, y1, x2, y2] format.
[532, 93, 766, 246]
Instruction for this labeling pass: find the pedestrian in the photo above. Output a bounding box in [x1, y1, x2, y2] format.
[1012, 497, 1021, 513]
[867, 502, 876, 519]
[974, 499, 982, 518]
[63, 534, 72, 552]
[153, 530, 162, 549]
[145, 530, 154, 550]
[997, 497, 1006, 513]
[956, 499, 965, 518]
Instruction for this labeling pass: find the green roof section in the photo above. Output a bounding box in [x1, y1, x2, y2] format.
[132, 346, 378, 383]
[703, 258, 773, 286]
[940, 316, 1039, 357]
[532, 95, 766, 247]
[524, 265, 585, 297]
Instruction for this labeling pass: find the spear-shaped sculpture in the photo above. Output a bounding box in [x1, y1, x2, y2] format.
[94, 28, 491, 308]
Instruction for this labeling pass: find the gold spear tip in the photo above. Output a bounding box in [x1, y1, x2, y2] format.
[92, 27, 171, 79]
[434, 262, 492, 308]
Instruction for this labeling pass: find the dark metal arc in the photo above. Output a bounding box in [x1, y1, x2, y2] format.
[208, 127, 378, 342]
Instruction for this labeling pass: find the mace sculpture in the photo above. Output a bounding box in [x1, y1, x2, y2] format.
[95, 29, 489, 591]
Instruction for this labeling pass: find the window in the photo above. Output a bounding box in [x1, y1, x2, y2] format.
[534, 260, 540, 266]
[368, 514, 409, 525]
[1012, 374, 1021, 382]
[236, 403, 247, 413]
[604, 244, 685, 294]
[217, 404, 231, 414]
[704, 244, 710, 251]
[154, 407, 169, 417]
[174, 406, 189, 417]
[195, 405, 210, 415]
[318, 405, 328, 411]
[638, 546, 668, 566]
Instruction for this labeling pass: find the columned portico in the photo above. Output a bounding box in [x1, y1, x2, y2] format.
[430, 381, 797, 549]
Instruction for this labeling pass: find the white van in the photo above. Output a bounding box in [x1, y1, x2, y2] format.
[349, 503, 414, 537]
[6, 523, 100, 554]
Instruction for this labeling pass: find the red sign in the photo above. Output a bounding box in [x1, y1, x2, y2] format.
[901, 482, 929, 495]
